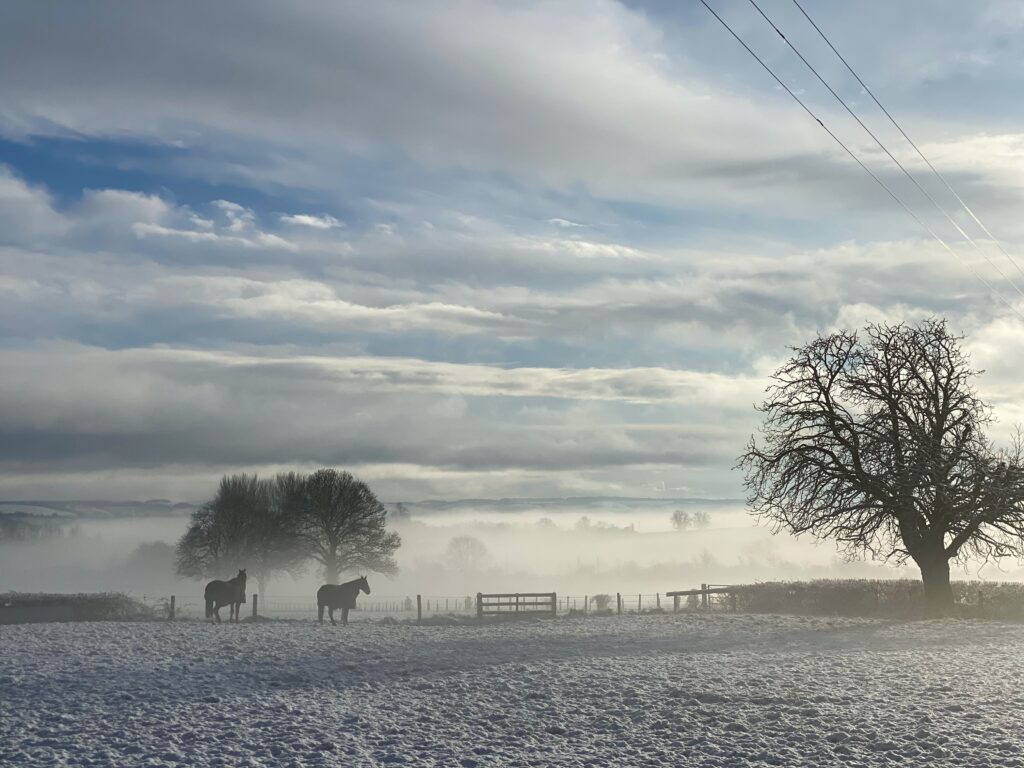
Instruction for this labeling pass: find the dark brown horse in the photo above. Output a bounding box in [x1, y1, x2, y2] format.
[317, 576, 370, 625]
[205, 569, 247, 623]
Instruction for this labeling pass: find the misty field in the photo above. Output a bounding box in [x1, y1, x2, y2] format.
[4, 614, 1024, 767]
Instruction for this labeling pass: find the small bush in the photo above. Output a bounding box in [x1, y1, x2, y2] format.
[590, 594, 613, 611]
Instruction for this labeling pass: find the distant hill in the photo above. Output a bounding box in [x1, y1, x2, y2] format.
[389, 496, 743, 515]
[0, 500, 198, 519]
[0, 495, 742, 520]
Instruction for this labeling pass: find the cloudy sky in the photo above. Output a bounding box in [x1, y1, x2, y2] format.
[3, 0, 1024, 502]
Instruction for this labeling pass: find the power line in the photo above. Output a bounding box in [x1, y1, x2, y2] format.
[789, 0, 1024, 283]
[745, 0, 1024, 301]
[697, 0, 1024, 322]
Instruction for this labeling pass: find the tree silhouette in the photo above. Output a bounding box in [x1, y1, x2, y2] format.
[176, 473, 305, 596]
[740, 319, 1024, 612]
[445, 535, 489, 573]
[284, 468, 400, 584]
[670, 509, 692, 530]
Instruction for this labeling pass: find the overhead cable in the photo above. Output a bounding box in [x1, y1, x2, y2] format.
[745, 0, 1024, 301]
[697, 0, 1024, 322]
[790, 0, 1024, 283]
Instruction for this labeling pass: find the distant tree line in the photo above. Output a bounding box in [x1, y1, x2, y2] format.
[176, 468, 401, 596]
[0, 513, 77, 542]
[670, 509, 711, 531]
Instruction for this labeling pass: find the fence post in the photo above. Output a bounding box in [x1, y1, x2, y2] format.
[551, 592, 557, 617]
[673, 594, 680, 612]
[476, 592, 483, 619]
[701, 584, 708, 610]
[584, 594, 588, 614]
[656, 593, 660, 610]
[616, 593, 622, 615]
[169, 595, 175, 621]
[417, 595, 422, 623]
[252, 593, 259, 619]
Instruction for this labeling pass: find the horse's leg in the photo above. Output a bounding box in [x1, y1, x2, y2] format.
[318, 604, 324, 624]
[328, 606, 336, 626]
[214, 603, 222, 623]
[342, 607, 349, 625]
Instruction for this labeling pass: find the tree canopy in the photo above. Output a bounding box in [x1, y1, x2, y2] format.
[175, 473, 306, 595]
[739, 319, 1024, 611]
[282, 468, 400, 584]
[177, 470, 402, 590]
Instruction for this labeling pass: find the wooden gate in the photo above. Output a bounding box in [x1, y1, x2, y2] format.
[476, 592, 557, 618]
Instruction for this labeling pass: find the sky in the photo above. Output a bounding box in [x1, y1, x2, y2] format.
[3, 0, 1024, 502]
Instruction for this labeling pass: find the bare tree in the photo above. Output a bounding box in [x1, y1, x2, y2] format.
[176, 473, 305, 596]
[445, 535, 489, 573]
[670, 509, 692, 530]
[284, 468, 401, 584]
[740, 320, 1024, 612]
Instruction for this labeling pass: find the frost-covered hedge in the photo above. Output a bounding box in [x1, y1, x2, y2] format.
[1, 592, 156, 623]
[729, 579, 1024, 619]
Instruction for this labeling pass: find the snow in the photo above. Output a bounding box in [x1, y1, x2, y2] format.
[3, 613, 1024, 766]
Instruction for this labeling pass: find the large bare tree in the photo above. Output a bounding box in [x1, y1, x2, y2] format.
[283, 469, 400, 584]
[740, 319, 1024, 612]
[176, 473, 305, 596]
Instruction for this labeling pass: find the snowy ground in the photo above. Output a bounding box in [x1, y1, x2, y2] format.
[3, 614, 1024, 766]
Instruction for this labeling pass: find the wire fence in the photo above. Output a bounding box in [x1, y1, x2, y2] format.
[121, 591, 706, 620]
[14, 580, 1024, 624]
[252, 589, 733, 619]
[2, 584, 744, 624]
[259, 595, 478, 620]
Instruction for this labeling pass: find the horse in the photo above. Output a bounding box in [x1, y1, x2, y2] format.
[317, 576, 370, 625]
[205, 569, 247, 623]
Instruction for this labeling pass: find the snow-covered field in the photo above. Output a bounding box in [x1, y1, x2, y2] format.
[3, 613, 1024, 766]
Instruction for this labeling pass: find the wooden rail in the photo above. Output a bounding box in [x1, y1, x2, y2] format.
[476, 592, 557, 618]
[666, 584, 741, 612]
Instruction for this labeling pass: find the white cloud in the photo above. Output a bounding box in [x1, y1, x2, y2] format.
[4, 2, 1024, 500]
[0, 342, 757, 499]
[0, 1, 844, 213]
[280, 213, 343, 229]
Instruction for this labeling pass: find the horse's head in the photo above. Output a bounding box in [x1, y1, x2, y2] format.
[359, 575, 371, 595]
[237, 568, 247, 584]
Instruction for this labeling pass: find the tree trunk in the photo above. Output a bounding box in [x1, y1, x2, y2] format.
[916, 552, 954, 615]
[323, 553, 339, 585]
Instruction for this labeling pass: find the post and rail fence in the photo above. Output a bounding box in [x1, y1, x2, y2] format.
[665, 583, 741, 612]
[18, 580, 1024, 625]
[3, 583, 736, 624]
